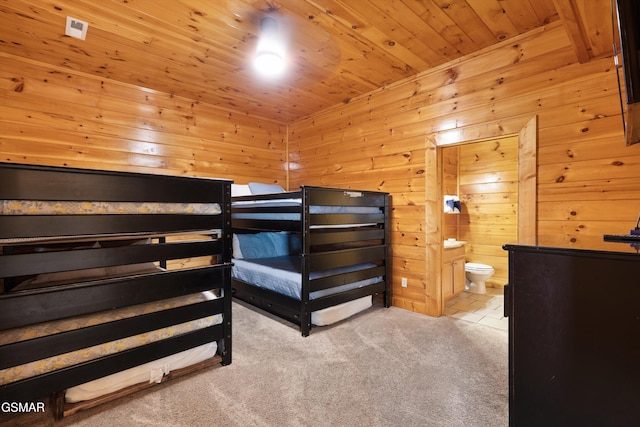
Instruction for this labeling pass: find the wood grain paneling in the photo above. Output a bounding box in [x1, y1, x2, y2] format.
[1, 0, 598, 124]
[289, 21, 640, 316]
[458, 136, 519, 289]
[1, 3, 637, 318]
[439, 136, 518, 291]
[0, 52, 287, 185]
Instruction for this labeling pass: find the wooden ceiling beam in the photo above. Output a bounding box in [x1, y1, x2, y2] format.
[552, 0, 592, 63]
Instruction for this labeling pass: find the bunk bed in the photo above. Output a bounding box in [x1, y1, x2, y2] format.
[231, 183, 390, 336]
[0, 162, 232, 419]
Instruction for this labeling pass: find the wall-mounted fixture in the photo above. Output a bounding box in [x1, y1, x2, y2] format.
[254, 16, 286, 78]
[615, 0, 640, 145]
[65, 16, 88, 40]
[444, 195, 461, 214]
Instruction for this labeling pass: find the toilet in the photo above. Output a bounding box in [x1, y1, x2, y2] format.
[465, 262, 495, 294]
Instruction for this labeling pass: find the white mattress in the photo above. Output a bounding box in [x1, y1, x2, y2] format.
[0, 199, 221, 244]
[233, 198, 380, 211]
[232, 257, 378, 325]
[311, 296, 371, 326]
[232, 198, 381, 227]
[65, 341, 217, 403]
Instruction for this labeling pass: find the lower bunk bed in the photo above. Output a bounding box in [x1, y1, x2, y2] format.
[0, 162, 232, 420]
[231, 183, 390, 336]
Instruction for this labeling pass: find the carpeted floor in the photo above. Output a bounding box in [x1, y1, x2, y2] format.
[2, 301, 508, 427]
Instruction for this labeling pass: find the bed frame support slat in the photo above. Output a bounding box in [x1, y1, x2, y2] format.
[0, 298, 224, 370]
[0, 163, 226, 203]
[0, 239, 223, 277]
[0, 215, 222, 240]
[0, 325, 223, 402]
[0, 265, 230, 330]
[310, 265, 386, 293]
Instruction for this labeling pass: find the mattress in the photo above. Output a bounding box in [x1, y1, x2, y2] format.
[310, 296, 372, 326]
[0, 291, 222, 392]
[0, 200, 221, 216]
[65, 341, 217, 403]
[232, 256, 379, 325]
[232, 198, 381, 226]
[0, 200, 221, 244]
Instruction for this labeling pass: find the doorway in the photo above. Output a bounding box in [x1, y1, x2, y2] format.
[440, 135, 518, 330]
[424, 116, 537, 317]
[441, 135, 519, 289]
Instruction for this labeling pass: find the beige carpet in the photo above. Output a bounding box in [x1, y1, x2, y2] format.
[3, 301, 508, 427]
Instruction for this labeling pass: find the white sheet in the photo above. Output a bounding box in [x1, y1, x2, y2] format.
[65, 342, 217, 403]
[232, 258, 379, 325]
[232, 198, 382, 230]
[311, 296, 371, 326]
[232, 258, 381, 300]
[232, 198, 381, 214]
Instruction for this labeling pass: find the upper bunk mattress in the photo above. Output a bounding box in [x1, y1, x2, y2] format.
[0, 200, 222, 244]
[1, 200, 221, 216]
[232, 199, 380, 216]
[232, 199, 381, 227]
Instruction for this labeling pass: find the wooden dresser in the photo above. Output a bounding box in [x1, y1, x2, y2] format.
[504, 244, 640, 426]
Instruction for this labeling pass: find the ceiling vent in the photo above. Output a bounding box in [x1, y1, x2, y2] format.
[65, 16, 88, 40]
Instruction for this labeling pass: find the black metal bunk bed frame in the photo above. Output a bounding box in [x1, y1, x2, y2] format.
[232, 185, 390, 336]
[0, 162, 232, 417]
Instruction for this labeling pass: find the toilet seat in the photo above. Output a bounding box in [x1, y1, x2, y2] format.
[465, 262, 493, 272]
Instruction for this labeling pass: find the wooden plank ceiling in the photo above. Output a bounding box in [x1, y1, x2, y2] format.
[0, 0, 615, 123]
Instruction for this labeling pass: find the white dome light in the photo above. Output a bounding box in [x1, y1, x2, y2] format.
[254, 16, 286, 79]
[254, 51, 285, 77]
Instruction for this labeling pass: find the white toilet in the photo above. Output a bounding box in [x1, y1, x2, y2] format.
[465, 262, 495, 294]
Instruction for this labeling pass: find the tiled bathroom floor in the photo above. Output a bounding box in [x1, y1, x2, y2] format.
[444, 287, 508, 331]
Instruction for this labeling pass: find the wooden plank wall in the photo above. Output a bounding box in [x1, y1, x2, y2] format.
[288, 98, 430, 313]
[457, 136, 518, 289]
[3, 20, 640, 317]
[289, 21, 640, 316]
[0, 52, 287, 185]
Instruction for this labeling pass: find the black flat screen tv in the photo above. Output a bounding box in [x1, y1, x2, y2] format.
[616, 0, 640, 103]
[615, 0, 640, 145]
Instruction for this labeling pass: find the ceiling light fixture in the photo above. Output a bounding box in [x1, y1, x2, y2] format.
[254, 16, 286, 78]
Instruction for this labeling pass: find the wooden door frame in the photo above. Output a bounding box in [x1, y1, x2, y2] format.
[425, 116, 538, 316]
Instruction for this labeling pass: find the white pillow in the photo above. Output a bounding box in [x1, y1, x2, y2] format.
[231, 184, 251, 197]
[248, 182, 285, 194]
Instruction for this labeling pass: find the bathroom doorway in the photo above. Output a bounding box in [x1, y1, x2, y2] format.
[424, 116, 537, 317]
[440, 135, 518, 329]
[441, 135, 519, 290]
